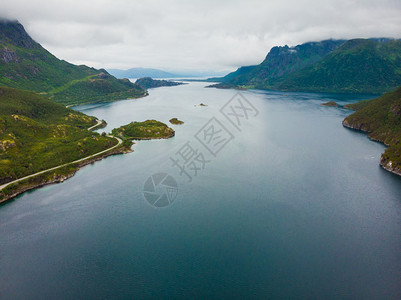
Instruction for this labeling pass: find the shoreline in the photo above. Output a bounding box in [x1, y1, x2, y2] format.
[0, 145, 132, 205]
[66, 92, 149, 109]
[129, 131, 175, 140]
[342, 120, 401, 177]
[0, 115, 175, 205]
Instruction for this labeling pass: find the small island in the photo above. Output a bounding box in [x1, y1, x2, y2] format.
[321, 101, 340, 107]
[112, 120, 175, 140]
[169, 118, 184, 125]
[135, 77, 186, 89]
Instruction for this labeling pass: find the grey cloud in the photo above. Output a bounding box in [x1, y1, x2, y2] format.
[1, 0, 401, 73]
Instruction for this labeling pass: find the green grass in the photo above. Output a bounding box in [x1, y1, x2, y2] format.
[0, 86, 117, 183]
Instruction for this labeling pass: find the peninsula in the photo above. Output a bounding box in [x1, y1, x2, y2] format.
[0, 86, 132, 203]
[135, 77, 185, 89]
[343, 87, 401, 176]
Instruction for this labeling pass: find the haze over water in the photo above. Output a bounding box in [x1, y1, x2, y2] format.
[1, 82, 400, 299]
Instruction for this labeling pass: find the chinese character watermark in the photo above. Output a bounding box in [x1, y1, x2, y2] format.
[194, 117, 234, 157]
[220, 93, 259, 131]
[143, 92, 258, 207]
[170, 141, 211, 182]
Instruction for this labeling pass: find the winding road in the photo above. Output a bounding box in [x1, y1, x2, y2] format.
[87, 119, 103, 131]
[0, 120, 122, 192]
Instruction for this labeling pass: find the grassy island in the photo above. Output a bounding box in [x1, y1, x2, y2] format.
[321, 101, 339, 107]
[169, 118, 184, 125]
[112, 120, 175, 140]
[343, 87, 401, 176]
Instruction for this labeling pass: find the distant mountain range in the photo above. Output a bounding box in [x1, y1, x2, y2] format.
[108, 68, 229, 79]
[214, 38, 401, 94]
[108, 68, 179, 79]
[0, 20, 146, 105]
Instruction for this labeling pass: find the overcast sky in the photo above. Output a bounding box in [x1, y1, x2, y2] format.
[2, 0, 401, 74]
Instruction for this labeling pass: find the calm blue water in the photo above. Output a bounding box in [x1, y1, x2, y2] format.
[1, 83, 401, 299]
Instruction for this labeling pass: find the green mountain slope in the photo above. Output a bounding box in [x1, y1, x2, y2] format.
[0, 20, 146, 105]
[277, 39, 401, 94]
[220, 38, 401, 94]
[221, 40, 345, 87]
[343, 87, 401, 176]
[0, 86, 116, 184]
[50, 72, 146, 105]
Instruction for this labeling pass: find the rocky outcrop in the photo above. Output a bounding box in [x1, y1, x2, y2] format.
[380, 157, 401, 177]
[342, 118, 369, 133]
[0, 20, 40, 49]
[390, 103, 401, 117]
[1, 47, 18, 63]
[343, 118, 401, 176]
[0, 139, 16, 151]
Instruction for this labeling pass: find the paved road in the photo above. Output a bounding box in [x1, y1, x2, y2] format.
[88, 119, 103, 131]
[0, 121, 121, 191]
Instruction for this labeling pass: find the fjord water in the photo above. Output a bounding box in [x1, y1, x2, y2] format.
[1, 82, 401, 299]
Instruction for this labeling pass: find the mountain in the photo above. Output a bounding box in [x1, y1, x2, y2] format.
[343, 87, 401, 176]
[0, 20, 146, 105]
[0, 86, 117, 186]
[49, 72, 146, 105]
[108, 68, 178, 79]
[219, 39, 346, 86]
[219, 38, 401, 94]
[135, 77, 185, 89]
[108, 68, 229, 79]
[276, 39, 401, 94]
